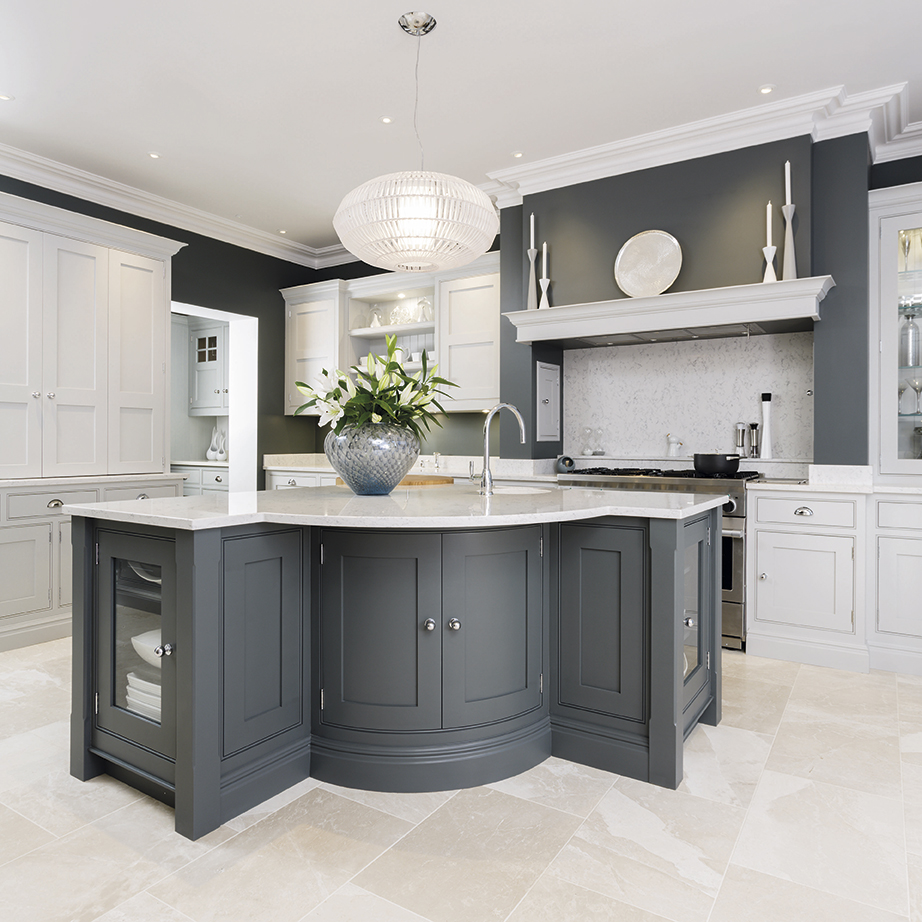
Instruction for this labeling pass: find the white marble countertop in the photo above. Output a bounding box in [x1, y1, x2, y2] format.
[0, 472, 184, 489]
[748, 480, 875, 495]
[170, 460, 230, 468]
[62, 483, 728, 531]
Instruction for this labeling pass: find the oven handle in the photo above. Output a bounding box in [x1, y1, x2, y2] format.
[722, 529, 745, 539]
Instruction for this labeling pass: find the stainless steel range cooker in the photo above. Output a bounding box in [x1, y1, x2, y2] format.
[557, 467, 759, 650]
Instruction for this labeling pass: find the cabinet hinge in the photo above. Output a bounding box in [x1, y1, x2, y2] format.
[95, 542, 99, 565]
[320, 688, 324, 710]
[707, 651, 711, 670]
[319, 544, 324, 565]
[94, 692, 98, 715]
[539, 673, 544, 694]
[539, 534, 544, 558]
[707, 526, 711, 546]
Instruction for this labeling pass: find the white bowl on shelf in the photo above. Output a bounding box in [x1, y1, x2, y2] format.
[130, 629, 162, 668]
[125, 695, 161, 721]
[126, 671, 161, 696]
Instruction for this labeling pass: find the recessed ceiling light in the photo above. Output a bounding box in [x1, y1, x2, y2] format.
[512, 150, 523, 158]
[759, 84, 775, 95]
[148, 151, 161, 159]
[397, 292, 406, 299]
[0, 94, 14, 101]
[380, 116, 393, 124]
[278, 229, 287, 234]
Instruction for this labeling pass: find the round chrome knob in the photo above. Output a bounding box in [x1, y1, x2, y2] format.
[448, 618, 461, 631]
[214, 389, 221, 394]
[136, 493, 149, 500]
[32, 392, 40, 398]
[684, 617, 695, 628]
[423, 618, 436, 631]
[154, 643, 174, 657]
[46, 499, 64, 508]
[760, 572, 767, 580]
[288, 479, 297, 486]
[214, 476, 222, 482]
[46, 392, 55, 399]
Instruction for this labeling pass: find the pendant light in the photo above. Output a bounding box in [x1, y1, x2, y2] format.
[333, 12, 499, 273]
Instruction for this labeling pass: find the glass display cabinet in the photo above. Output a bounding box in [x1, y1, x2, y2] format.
[873, 193, 922, 474]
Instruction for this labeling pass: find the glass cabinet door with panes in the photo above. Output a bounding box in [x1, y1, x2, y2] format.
[872, 189, 922, 474]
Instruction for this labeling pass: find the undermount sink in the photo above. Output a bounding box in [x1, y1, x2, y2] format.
[489, 486, 553, 495]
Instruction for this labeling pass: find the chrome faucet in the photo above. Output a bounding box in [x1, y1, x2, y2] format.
[480, 403, 526, 495]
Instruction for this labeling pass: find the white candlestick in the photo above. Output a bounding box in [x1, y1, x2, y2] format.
[766, 202, 772, 247]
[542, 241, 547, 278]
[530, 213, 535, 250]
[784, 161, 791, 206]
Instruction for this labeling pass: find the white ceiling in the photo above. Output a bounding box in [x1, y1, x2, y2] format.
[2, 0, 922, 261]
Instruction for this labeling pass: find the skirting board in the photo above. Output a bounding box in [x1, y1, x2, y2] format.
[0, 614, 71, 653]
[746, 633, 870, 673]
[868, 644, 922, 677]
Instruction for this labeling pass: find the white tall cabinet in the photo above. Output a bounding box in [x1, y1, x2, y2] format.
[0, 193, 185, 650]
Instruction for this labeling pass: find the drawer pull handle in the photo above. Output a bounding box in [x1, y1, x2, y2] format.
[423, 618, 436, 631]
[136, 493, 149, 500]
[46, 499, 64, 508]
[288, 479, 297, 486]
[154, 643, 174, 657]
[214, 476, 222, 483]
[793, 506, 814, 516]
[448, 618, 461, 631]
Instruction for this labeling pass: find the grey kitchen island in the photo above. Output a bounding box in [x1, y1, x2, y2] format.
[66, 484, 725, 839]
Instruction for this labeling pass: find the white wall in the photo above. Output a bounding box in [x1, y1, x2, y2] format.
[563, 332, 814, 460]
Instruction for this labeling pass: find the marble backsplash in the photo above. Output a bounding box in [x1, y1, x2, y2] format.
[564, 332, 815, 460]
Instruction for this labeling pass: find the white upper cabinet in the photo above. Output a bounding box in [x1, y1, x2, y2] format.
[0, 194, 183, 481]
[187, 321, 228, 416]
[0, 222, 44, 478]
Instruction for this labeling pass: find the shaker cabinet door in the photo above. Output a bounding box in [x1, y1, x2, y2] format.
[319, 530, 442, 731]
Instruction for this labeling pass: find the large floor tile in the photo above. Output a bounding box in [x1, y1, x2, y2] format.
[910, 851, 922, 922]
[354, 787, 582, 922]
[0, 796, 230, 922]
[902, 760, 922, 857]
[506, 873, 671, 921]
[0, 801, 55, 864]
[678, 723, 772, 808]
[732, 769, 908, 915]
[765, 707, 902, 797]
[722, 651, 801, 685]
[301, 882, 433, 922]
[150, 786, 413, 922]
[710, 864, 910, 922]
[0, 724, 68, 793]
[548, 778, 745, 922]
[787, 665, 899, 725]
[94, 891, 198, 921]
[719, 673, 792, 734]
[223, 777, 322, 832]
[317, 781, 458, 825]
[0, 768, 144, 836]
[487, 755, 617, 817]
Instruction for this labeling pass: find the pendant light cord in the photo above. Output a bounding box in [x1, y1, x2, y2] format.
[414, 31, 424, 171]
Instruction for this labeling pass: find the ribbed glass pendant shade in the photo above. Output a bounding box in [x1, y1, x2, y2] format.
[333, 170, 499, 272]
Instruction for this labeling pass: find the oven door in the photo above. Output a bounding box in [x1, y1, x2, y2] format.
[721, 516, 745, 648]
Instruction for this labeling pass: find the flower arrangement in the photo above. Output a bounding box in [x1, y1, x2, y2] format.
[294, 334, 455, 440]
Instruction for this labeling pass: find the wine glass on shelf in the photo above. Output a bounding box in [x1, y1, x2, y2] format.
[909, 377, 922, 416]
[902, 231, 912, 271]
[899, 380, 909, 415]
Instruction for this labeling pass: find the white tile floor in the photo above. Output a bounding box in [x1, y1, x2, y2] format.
[1, 639, 920, 922]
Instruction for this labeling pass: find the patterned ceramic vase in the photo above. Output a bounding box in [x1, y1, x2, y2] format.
[323, 422, 420, 495]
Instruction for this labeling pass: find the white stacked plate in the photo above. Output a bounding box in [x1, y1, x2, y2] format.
[126, 670, 161, 721]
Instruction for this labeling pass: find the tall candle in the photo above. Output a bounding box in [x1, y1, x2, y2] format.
[784, 161, 791, 206]
[542, 241, 547, 278]
[530, 213, 535, 250]
[766, 202, 772, 247]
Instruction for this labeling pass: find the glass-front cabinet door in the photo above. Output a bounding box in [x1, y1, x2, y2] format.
[95, 530, 176, 759]
[879, 209, 922, 473]
[681, 517, 712, 721]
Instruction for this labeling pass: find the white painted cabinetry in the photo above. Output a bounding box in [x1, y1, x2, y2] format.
[171, 464, 229, 495]
[747, 490, 867, 671]
[265, 470, 338, 489]
[187, 321, 229, 415]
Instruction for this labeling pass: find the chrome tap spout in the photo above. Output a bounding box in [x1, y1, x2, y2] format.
[481, 403, 526, 495]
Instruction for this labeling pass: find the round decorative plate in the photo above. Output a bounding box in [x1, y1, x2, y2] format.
[614, 230, 682, 298]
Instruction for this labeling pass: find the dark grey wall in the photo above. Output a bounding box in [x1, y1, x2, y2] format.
[810, 135, 871, 465]
[870, 155, 922, 190]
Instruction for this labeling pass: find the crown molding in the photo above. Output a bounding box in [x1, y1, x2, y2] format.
[486, 85, 913, 202]
[0, 140, 358, 269]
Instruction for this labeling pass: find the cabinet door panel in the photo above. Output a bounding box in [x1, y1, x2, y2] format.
[0, 222, 43, 479]
[442, 527, 542, 728]
[223, 530, 303, 755]
[43, 236, 109, 477]
[320, 530, 441, 731]
[188, 324, 225, 415]
[286, 298, 336, 415]
[0, 523, 52, 618]
[755, 531, 854, 633]
[108, 250, 165, 473]
[58, 520, 72, 608]
[558, 524, 646, 722]
[878, 537, 922, 637]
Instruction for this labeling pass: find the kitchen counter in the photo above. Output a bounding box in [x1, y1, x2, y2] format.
[63, 483, 727, 531]
[0, 472, 184, 489]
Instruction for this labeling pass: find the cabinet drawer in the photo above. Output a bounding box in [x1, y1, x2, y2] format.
[103, 484, 179, 502]
[878, 502, 922, 531]
[202, 470, 228, 488]
[174, 468, 202, 485]
[271, 473, 318, 489]
[756, 497, 855, 528]
[8, 489, 99, 519]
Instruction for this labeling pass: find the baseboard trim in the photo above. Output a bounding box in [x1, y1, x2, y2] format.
[0, 615, 72, 652]
[550, 715, 650, 783]
[868, 644, 922, 677]
[746, 633, 870, 672]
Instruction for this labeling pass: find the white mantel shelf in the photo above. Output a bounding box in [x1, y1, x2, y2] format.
[503, 276, 835, 344]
